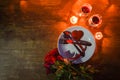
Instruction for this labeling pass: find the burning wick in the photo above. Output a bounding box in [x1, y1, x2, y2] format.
[95, 32, 103, 40]
[70, 16, 78, 24]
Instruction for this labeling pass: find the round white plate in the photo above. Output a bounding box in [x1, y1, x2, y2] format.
[57, 26, 96, 64]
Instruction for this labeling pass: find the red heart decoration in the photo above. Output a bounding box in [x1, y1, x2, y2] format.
[72, 30, 84, 41]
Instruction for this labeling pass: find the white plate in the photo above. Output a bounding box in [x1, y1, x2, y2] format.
[57, 26, 96, 64]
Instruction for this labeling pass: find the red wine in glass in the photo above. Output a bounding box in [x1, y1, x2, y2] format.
[88, 14, 102, 27]
[81, 6, 90, 13]
[92, 16, 100, 24]
[79, 3, 92, 17]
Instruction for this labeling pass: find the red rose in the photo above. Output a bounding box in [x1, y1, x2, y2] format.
[44, 48, 63, 74]
[44, 63, 50, 68]
[49, 57, 56, 64]
[57, 55, 63, 61]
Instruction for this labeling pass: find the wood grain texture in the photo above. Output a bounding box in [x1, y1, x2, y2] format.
[0, 0, 120, 80]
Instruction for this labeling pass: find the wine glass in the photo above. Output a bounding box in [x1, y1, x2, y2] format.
[88, 14, 102, 27]
[78, 3, 92, 17]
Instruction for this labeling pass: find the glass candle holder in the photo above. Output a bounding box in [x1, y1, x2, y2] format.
[70, 16, 78, 24]
[95, 32, 103, 40]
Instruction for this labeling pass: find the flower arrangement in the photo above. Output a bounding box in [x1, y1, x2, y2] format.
[44, 48, 99, 80]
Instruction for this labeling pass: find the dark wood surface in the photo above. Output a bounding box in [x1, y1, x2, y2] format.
[0, 0, 120, 80]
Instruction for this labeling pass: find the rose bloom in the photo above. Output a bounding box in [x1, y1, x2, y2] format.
[44, 48, 63, 74]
